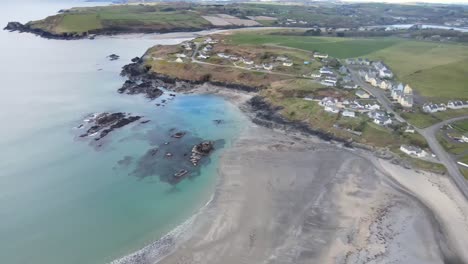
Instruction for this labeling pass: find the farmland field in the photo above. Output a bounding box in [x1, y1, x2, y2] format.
[227, 33, 400, 58]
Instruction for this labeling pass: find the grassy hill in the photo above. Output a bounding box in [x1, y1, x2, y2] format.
[28, 5, 212, 35]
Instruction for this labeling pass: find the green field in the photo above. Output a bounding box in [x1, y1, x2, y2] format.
[57, 14, 102, 33]
[227, 33, 400, 58]
[228, 31, 468, 102]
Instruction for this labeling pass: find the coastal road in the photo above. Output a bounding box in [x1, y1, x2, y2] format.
[419, 116, 468, 199]
[349, 68, 468, 199]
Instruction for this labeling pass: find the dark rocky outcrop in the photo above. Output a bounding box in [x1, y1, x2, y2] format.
[247, 96, 353, 147]
[107, 54, 120, 61]
[79, 112, 142, 141]
[118, 80, 164, 99]
[4, 21, 87, 40]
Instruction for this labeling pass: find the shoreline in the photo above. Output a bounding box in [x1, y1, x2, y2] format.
[109, 84, 468, 264]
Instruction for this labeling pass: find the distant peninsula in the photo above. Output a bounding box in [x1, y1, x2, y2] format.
[4, 2, 468, 39]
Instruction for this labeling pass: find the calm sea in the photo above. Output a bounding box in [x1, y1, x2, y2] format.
[0, 1, 246, 263]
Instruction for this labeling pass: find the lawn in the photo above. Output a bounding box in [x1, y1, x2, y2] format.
[227, 33, 400, 58]
[451, 119, 468, 133]
[437, 132, 468, 155]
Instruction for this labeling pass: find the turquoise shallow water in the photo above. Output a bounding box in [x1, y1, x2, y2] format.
[0, 1, 246, 263]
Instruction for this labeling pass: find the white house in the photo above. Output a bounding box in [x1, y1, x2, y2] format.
[314, 53, 329, 59]
[400, 145, 427, 158]
[242, 58, 254, 65]
[342, 110, 356, 118]
[320, 67, 334, 75]
[462, 135, 468, 143]
[324, 105, 340, 113]
[197, 54, 210, 59]
[263, 64, 273, 71]
[447, 100, 468, 109]
[310, 73, 321, 78]
[367, 103, 381, 110]
[319, 97, 338, 107]
[283, 61, 293, 67]
[217, 53, 230, 59]
[322, 78, 338, 87]
[373, 116, 392, 126]
[275, 56, 288, 62]
[175, 57, 183, 63]
[423, 103, 446, 113]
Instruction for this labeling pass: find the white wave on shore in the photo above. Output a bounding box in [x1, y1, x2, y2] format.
[109, 194, 215, 264]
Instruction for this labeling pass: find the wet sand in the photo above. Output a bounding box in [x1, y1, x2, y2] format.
[149, 124, 451, 264]
[112, 87, 468, 264]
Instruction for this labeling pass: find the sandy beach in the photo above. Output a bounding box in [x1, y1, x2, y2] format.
[112, 86, 468, 264]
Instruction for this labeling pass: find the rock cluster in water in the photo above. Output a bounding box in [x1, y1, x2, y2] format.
[79, 112, 142, 141]
[190, 141, 214, 166]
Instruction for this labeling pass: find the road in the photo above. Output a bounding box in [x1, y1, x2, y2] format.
[349, 68, 468, 199]
[419, 116, 468, 199]
[349, 69, 405, 122]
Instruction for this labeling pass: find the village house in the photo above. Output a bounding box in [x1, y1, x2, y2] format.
[345, 58, 356, 65]
[339, 66, 348, 74]
[364, 72, 378, 85]
[324, 105, 340, 114]
[241, 58, 254, 65]
[283, 61, 293, 67]
[275, 56, 288, 62]
[263, 64, 273, 71]
[321, 77, 338, 87]
[405, 126, 415, 133]
[342, 110, 356, 118]
[400, 94, 414, 108]
[319, 67, 334, 75]
[197, 54, 210, 60]
[462, 134, 468, 143]
[373, 61, 394, 78]
[181, 42, 193, 51]
[379, 80, 393, 90]
[422, 103, 446, 113]
[366, 103, 381, 110]
[391, 83, 413, 107]
[217, 53, 231, 59]
[447, 100, 468, 110]
[319, 97, 338, 107]
[313, 53, 329, 59]
[391, 83, 404, 100]
[356, 90, 370, 99]
[357, 58, 371, 66]
[204, 37, 218, 44]
[400, 145, 427, 158]
[344, 84, 358, 89]
[175, 57, 183, 63]
[368, 110, 392, 126]
[310, 73, 321, 78]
